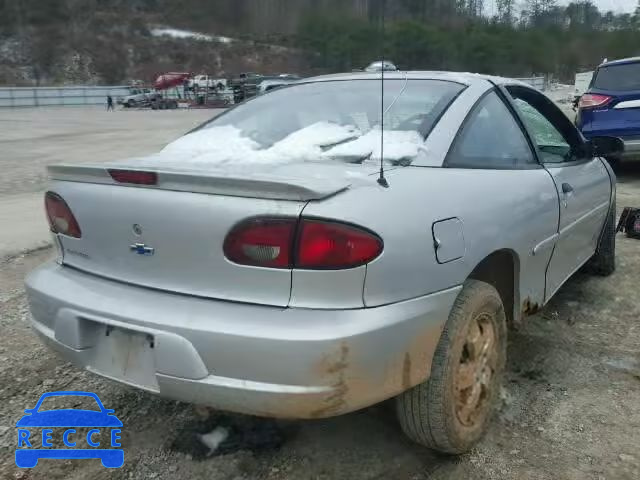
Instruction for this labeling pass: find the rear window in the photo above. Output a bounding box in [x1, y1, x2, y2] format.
[592, 62, 640, 91]
[166, 79, 464, 167]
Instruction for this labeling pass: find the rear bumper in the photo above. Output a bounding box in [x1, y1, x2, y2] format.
[620, 137, 640, 157]
[581, 130, 640, 159]
[25, 262, 459, 419]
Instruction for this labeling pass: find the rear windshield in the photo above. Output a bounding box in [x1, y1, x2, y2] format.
[592, 62, 640, 91]
[164, 79, 464, 168]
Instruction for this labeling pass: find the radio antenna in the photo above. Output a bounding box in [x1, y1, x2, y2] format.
[377, 0, 389, 188]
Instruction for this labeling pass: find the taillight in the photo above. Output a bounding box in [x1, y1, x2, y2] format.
[223, 217, 383, 270]
[44, 192, 82, 238]
[224, 218, 296, 268]
[108, 169, 158, 185]
[296, 220, 382, 269]
[578, 94, 612, 109]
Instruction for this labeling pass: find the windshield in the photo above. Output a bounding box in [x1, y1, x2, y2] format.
[592, 62, 640, 91]
[163, 79, 463, 168]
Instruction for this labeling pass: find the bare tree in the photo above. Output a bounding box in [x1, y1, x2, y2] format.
[496, 0, 515, 24]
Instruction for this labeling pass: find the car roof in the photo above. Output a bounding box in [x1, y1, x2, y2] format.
[301, 71, 532, 88]
[600, 56, 640, 67]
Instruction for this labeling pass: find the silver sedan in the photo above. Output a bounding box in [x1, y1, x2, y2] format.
[26, 71, 621, 453]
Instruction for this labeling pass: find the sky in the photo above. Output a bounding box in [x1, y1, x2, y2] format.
[590, 0, 636, 13]
[485, 0, 637, 15]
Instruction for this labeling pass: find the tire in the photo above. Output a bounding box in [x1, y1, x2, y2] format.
[585, 199, 616, 276]
[126, 100, 135, 108]
[396, 279, 507, 454]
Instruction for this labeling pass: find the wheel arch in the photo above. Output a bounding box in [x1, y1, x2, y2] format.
[468, 249, 521, 328]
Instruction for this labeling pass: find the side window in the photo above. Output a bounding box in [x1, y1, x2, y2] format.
[512, 98, 570, 163]
[447, 92, 535, 169]
[507, 86, 584, 164]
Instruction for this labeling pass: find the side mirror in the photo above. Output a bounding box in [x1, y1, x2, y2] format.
[587, 136, 624, 158]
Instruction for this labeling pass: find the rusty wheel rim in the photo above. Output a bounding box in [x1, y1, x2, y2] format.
[455, 312, 497, 428]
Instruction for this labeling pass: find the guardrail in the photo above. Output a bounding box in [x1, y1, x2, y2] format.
[0, 86, 183, 108]
[514, 76, 546, 91]
[0, 86, 131, 107]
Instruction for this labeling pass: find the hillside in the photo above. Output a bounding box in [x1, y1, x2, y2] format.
[0, 0, 639, 86]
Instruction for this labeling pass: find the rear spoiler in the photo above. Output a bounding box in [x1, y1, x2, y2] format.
[47, 164, 350, 202]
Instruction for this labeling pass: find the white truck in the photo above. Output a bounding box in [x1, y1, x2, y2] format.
[574, 71, 594, 98]
[188, 75, 227, 91]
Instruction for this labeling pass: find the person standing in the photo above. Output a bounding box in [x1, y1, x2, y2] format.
[106, 95, 114, 111]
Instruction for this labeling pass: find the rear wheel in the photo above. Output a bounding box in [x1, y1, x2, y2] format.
[396, 279, 507, 454]
[585, 199, 616, 276]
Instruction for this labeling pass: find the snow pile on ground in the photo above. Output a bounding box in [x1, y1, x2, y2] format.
[545, 83, 575, 103]
[156, 122, 425, 168]
[150, 27, 234, 44]
[197, 426, 230, 457]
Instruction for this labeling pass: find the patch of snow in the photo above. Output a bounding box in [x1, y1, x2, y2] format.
[150, 27, 234, 44]
[160, 125, 261, 165]
[155, 122, 424, 168]
[197, 426, 229, 457]
[325, 128, 425, 164]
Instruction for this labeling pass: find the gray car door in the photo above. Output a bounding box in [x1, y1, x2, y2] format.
[442, 90, 560, 313]
[506, 86, 611, 299]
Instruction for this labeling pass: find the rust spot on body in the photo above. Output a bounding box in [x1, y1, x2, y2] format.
[310, 341, 350, 418]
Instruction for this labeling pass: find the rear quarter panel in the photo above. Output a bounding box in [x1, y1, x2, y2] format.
[302, 166, 560, 312]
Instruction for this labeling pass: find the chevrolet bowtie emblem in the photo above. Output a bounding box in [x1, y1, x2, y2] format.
[129, 243, 155, 256]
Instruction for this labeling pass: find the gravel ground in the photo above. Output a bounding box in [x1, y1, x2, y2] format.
[0, 107, 216, 257]
[1, 107, 639, 480]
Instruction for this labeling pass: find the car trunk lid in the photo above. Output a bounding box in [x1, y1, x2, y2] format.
[48, 160, 374, 306]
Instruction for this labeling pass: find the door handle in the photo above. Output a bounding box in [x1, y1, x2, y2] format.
[562, 183, 574, 194]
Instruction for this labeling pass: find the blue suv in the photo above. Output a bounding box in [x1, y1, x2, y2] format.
[576, 56, 640, 162]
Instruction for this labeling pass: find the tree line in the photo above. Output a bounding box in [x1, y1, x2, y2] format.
[293, 0, 640, 80]
[1, 0, 639, 83]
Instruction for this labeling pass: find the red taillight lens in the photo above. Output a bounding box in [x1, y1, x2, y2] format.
[296, 220, 383, 269]
[44, 192, 82, 238]
[578, 94, 612, 109]
[224, 218, 383, 269]
[108, 169, 157, 185]
[224, 218, 296, 268]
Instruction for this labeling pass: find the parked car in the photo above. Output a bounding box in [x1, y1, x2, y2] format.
[576, 56, 640, 163]
[257, 77, 299, 95]
[229, 72, 265, 102]
[229, 73, 299, 102]
[188, 75, 227, 91]
[26, 71, 622, 454]
[365, 60, 398, 72]
[117, 88, 159, 108]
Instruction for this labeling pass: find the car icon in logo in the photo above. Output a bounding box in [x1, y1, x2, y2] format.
[16, 391, 123, 468]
